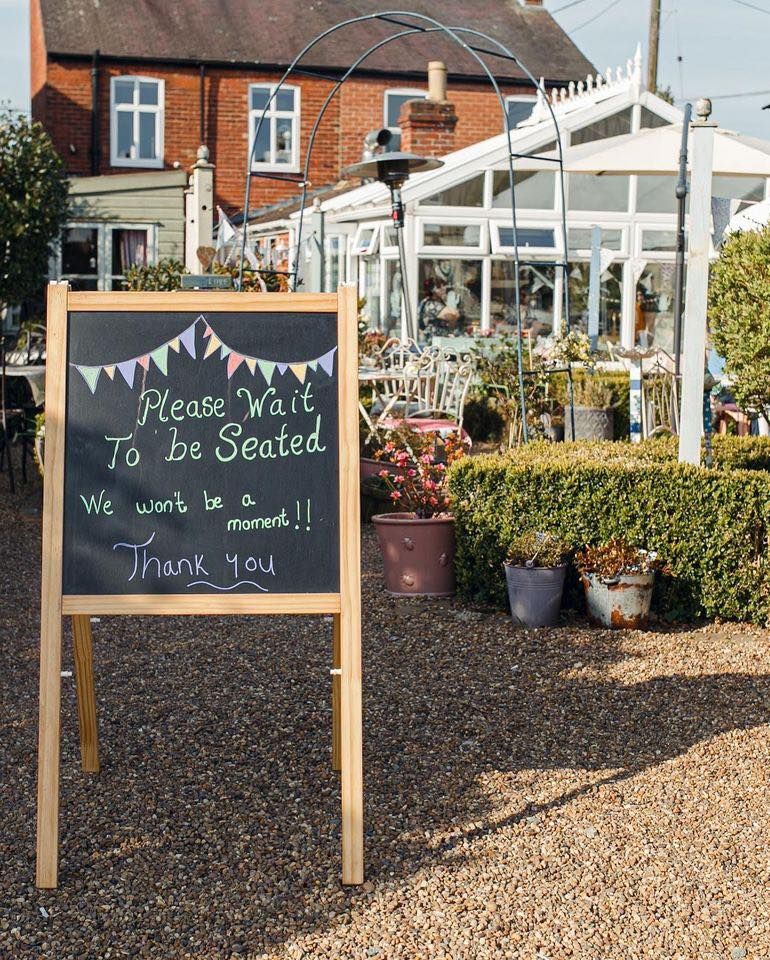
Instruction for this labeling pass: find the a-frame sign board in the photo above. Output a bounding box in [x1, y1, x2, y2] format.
[36, 284, 363, 887]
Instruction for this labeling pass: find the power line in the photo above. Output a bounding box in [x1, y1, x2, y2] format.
[550, 0, 596, 13]
[570, 0, 625, 32]
[682, 88, 770, 101]
[730, 0, 770, 14]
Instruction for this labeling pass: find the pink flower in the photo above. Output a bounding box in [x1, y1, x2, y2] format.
[378, 469, 390, 479]
[389, 491, 402, 501]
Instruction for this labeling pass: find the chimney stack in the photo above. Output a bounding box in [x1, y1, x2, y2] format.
[399, 61, 457, 157]
[428, 60, 447, 103]
[522, 0, 543, 5]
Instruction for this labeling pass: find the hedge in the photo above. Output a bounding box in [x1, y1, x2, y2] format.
[448, 440, 770, 623]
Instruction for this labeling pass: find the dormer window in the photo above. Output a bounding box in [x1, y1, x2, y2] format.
[110, 76, 164, 168]
[504, 96, 536, 130]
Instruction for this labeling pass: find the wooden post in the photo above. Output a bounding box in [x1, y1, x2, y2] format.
[72, 616, 100, 772]
[337, 283, 364, 885]
[36, 283, 69, 888]
[678, 100, 716, 465]
[332, 614, 341, 772]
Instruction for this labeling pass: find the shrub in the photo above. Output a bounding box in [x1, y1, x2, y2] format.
[709, 226, 770, 417]
[549, 370, 630, 440]
[448, 441, 770, 623]
[123, 258, 186, 291]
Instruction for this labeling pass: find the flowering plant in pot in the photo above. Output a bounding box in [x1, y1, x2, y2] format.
[565, 376, 616, 441]
[371, 429, 468, 596]
[504, 532, 571, 628]
[575, 538, 666, 629]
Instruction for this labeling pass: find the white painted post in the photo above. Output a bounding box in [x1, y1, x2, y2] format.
[185, 145, 215, 273]
[678, 99, 716, 465]
[587, 225, 602, 350]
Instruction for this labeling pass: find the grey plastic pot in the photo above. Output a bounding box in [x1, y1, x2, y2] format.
[565, 406, 614, 441]
[504, 563, 567, 628]
[581, 572, 654, 629]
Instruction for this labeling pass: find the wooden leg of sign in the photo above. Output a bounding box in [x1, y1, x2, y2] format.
[332, 614, 341, 772]
[339, 607, 363, 885]
[72, 616, 100, 773]
[36, 613, 63, 888]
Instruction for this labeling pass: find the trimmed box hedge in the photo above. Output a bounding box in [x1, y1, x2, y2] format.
[448, 440, 770, 623]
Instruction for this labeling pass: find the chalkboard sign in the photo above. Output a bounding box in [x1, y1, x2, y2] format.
[37, 287, 363, 890]
[64, 310, 340, 596]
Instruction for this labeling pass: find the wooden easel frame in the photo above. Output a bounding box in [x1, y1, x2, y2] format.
[36, 284, 363, 887]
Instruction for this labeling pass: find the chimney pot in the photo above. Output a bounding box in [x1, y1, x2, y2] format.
[428, 60, 447, 103]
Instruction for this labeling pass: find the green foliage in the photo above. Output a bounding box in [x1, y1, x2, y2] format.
[0, 110, 69, 310]
[575, 539, 665, 578]
[448, 440, 770, 622]
[710, 227, 770, 415]
[505, 531, 570, 568]
[549, 370, 630, 439]
[123, 258, 186, 291]
[463, 394, 505, 443]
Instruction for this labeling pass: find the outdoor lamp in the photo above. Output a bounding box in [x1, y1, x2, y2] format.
[344, 152, 443, 341]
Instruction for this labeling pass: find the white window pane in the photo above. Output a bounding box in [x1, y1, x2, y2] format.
[569, 228, 623, 252]
[423, 174, 485, 207]
[275, 88, 295, 111]
[569, 175, 629, 212]
[636, 262, 680, 352]
[251, 119, 271, 163]
[642, 229, 678, 253]
[493, 170, 555, 210]
[505, 99, 535, 128]
[385, 92, 425, 128]
[112, 229, 148, 275]
[116, 111, 134, 158]
[62, 227, 98, 275]
[568, 262, 622, 349]
[251, 86, 270, 111]
[570, 108, 633, 147]
[490, 262, 554, 337]
[275, 117, 293, 163]
[636, 175, 679, 214]
[497, 226, 555, 249]
[138, 112, 157, 159]
[418, 259, 482, 336]
[114, 80, 135, 105]
[139, 81, 158, 106]
[423, 223, 480, 247]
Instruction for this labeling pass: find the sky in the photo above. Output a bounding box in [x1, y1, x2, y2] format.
[1, 0, 769, 137]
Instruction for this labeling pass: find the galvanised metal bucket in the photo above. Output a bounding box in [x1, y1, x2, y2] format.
[582, 572, 654, 629]
[504, 563, 566, 628]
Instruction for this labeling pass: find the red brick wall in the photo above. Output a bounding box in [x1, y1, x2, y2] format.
[34, 53, 540, 213]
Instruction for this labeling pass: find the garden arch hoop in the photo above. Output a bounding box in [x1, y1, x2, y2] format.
[237, 11, 574, 441]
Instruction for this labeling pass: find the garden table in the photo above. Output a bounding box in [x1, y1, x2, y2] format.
[358, 367, 434, 442]
[4, 365, 46, 406]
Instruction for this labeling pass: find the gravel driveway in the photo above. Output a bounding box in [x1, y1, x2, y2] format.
[1, 472, 769, 959]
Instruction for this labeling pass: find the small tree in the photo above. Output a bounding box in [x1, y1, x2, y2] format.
[709, 227, 770, 418]
[0, 110, 69, 313]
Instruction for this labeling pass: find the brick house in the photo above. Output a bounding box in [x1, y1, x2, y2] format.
[31, 0, 594, 287]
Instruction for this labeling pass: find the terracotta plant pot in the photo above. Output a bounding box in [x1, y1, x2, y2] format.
[372, 512, 455, 597]
[581, 572, 654, 629]
[504, 563, 566, 627]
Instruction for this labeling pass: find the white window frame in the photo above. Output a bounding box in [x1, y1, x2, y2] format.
[384, 87, 427, 133]
[351, 221, 382, 256]
[490, 221, 557, 256]
[58, 221, 157, 290]
[248, 83, 301, 172]
[418, 217, 488, 255]
[504, 95, 537, 130]
[636, 223, 685, 259]
[110, 76, 164, 169]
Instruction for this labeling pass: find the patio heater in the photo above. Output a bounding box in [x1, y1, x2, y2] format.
[344, 149, 443, 342]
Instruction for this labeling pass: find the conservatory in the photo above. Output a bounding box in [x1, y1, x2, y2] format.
[247, 53, 770, 353]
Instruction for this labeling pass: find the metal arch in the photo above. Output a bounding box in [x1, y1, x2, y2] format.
[238, 11, 573, 442]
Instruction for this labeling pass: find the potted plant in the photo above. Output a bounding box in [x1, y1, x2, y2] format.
[503, 532, 570, 627]
[575, 539, 664, 629]
[565, 376, 616, 441]
[371, 430, 467, 596]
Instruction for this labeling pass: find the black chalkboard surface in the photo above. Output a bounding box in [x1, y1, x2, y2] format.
[63, 310, 340, 595]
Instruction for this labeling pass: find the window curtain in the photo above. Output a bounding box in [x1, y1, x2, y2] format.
[119, 230, 148, 272]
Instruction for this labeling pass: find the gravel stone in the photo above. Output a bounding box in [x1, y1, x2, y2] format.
[2, 472, 770, 959]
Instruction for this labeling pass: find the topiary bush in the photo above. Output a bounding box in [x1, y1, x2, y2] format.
[448, 441, 770, 623]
